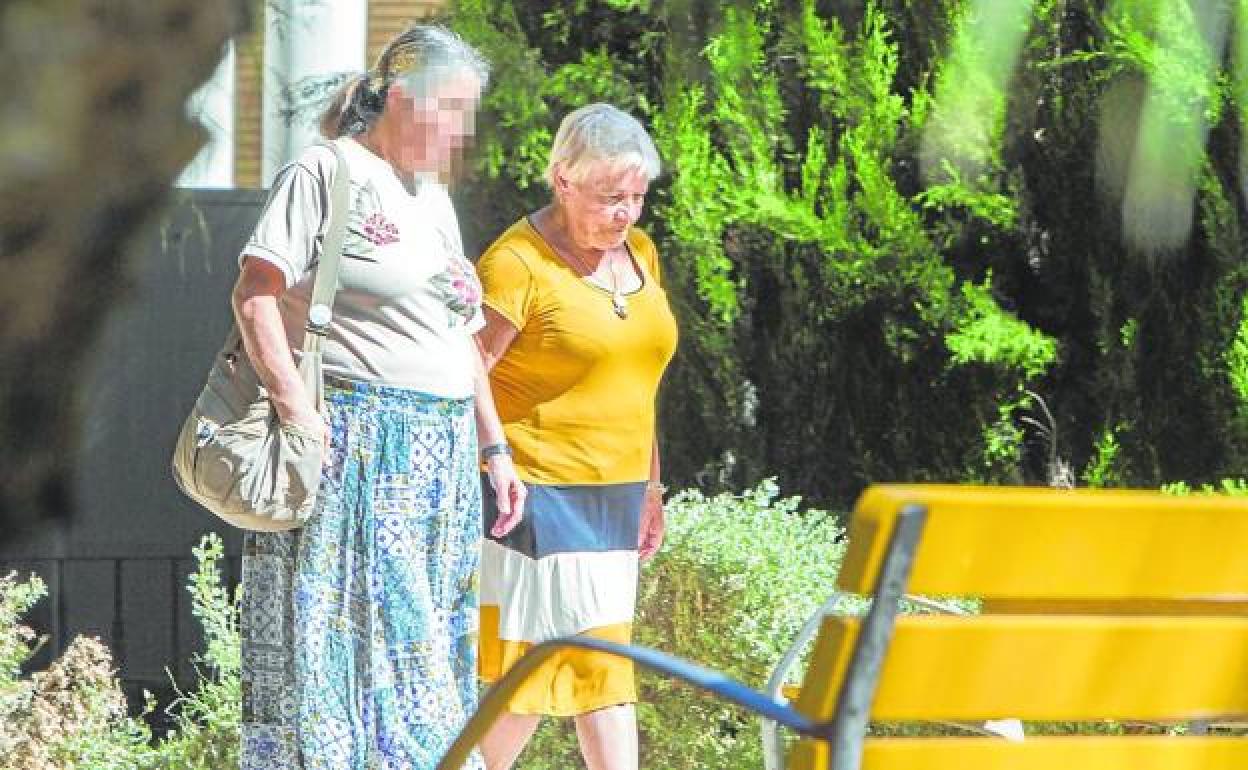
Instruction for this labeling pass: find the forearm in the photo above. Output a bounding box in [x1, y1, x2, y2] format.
[232, 276, 307, 422]
[473, 343, 508, 448]
[639, 434, 665, 559]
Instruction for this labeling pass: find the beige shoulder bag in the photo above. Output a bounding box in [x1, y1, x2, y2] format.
[171, 140, 350, 531]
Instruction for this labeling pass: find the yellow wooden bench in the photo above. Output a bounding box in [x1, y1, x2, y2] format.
[439, 484, 1248, 770]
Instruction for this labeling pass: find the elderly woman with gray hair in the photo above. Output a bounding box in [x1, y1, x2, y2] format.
[234, 25, 523, 770]
[475, 103, 678, 770]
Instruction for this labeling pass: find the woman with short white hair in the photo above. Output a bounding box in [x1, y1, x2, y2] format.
[475, 103, 678, 770]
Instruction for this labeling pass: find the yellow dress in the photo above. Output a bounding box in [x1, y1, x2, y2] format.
[476, 217, 678, 715]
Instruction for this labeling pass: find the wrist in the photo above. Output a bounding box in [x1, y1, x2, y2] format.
[271, 390, 312, 421]
[645, 480, 667, 496]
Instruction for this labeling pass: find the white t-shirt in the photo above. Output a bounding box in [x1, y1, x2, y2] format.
[240, 138, 484, 398]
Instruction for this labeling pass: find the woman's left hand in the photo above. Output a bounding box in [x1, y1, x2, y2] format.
[487, 455, 526, 538]
[638, 486, 665, 561]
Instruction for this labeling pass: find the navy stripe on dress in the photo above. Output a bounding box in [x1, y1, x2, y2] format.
[482, 476, 644, 558]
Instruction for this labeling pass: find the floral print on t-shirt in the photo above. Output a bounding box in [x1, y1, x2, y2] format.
[432, 254, 484, 328]
[343, 182, 391, 260]
[431, 229, 484, 328]
[341, 181, 483, 329]
[360, 212, 400, 246]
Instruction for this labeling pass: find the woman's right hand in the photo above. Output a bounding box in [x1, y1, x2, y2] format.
[234, 258, 330, 448]
[273, 387, 329, 449]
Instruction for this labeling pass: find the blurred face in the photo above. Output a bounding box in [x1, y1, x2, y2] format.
[383, 66, 481, 179]
[556, 162, 649, 250]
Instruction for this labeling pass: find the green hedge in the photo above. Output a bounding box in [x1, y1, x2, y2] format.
[450, 0, 1060, 508]
[449, 0, 1248, 506]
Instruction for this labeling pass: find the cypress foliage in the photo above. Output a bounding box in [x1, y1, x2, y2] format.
[451, 0, 1248, 508]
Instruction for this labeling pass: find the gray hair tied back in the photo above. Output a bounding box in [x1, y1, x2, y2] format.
[319, 24, 490, 139]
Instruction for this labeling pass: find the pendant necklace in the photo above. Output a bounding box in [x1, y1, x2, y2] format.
[610, 276, 629, 320]
[563, 242, 629, 320]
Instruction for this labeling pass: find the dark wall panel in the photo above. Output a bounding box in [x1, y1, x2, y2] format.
[1, 189, 266, 697]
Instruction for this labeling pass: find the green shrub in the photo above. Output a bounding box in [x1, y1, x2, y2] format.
[1162, 477, 1248, 496]
[150, 533, 241, 769]
[0, 534, 241, 770]
[449, 0, 1248, 503]
[0, 570, 43, 687]
[1081, 423, 1127, 488]
[516, 481, 862, 769]
[0, 572, 153, 770]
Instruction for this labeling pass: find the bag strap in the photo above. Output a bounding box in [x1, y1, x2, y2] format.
[300, 140, 351, 355]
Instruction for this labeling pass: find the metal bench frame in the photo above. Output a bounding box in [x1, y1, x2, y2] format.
[437, 505, 929, 770]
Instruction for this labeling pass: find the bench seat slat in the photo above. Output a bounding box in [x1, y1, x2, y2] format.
[983, 598, 1248, 615]
[791, 736, 1248, 770]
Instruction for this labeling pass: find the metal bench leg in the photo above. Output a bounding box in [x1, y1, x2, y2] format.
[826, 505, 927, 770]
[762, 592, 849, 770]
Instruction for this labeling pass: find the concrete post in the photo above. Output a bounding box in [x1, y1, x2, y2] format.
[178, 42, 236, 188]
[262, 0, 369, 185]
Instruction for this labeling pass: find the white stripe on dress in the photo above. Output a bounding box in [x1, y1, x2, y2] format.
[481, 539, 639, 643]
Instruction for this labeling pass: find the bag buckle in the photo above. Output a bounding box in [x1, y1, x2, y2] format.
[195, 417, 219, 448]
[305, 303, 332, 336]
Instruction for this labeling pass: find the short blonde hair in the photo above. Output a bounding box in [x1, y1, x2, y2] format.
[544, 103, 661, 189]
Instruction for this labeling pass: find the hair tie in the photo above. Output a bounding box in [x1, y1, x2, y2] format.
[359, 72, 387, 110]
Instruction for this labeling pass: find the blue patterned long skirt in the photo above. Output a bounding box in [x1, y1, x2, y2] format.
[240, 378, 485, 770]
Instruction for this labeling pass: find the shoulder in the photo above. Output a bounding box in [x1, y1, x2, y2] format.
[627, 226, 657, 252]
[478, 219, 551, 278]
[261, 143, 338, 203]
[627, 227, 660, 275]
[289, 142, 338, 182]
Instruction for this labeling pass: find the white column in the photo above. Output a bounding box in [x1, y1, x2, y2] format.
[263, 0, 369, 186]
[179, 41, 236, 188]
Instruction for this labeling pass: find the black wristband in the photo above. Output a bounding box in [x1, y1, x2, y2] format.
[481, 442, 512, 460]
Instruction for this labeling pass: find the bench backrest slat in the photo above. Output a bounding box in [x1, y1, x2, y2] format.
[838, 485, 1248, 599]
[796, 615, 1248, 722]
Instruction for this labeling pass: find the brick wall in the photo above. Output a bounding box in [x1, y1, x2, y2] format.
[232, 1, 265, 188]
[368, 1, 445, 67]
